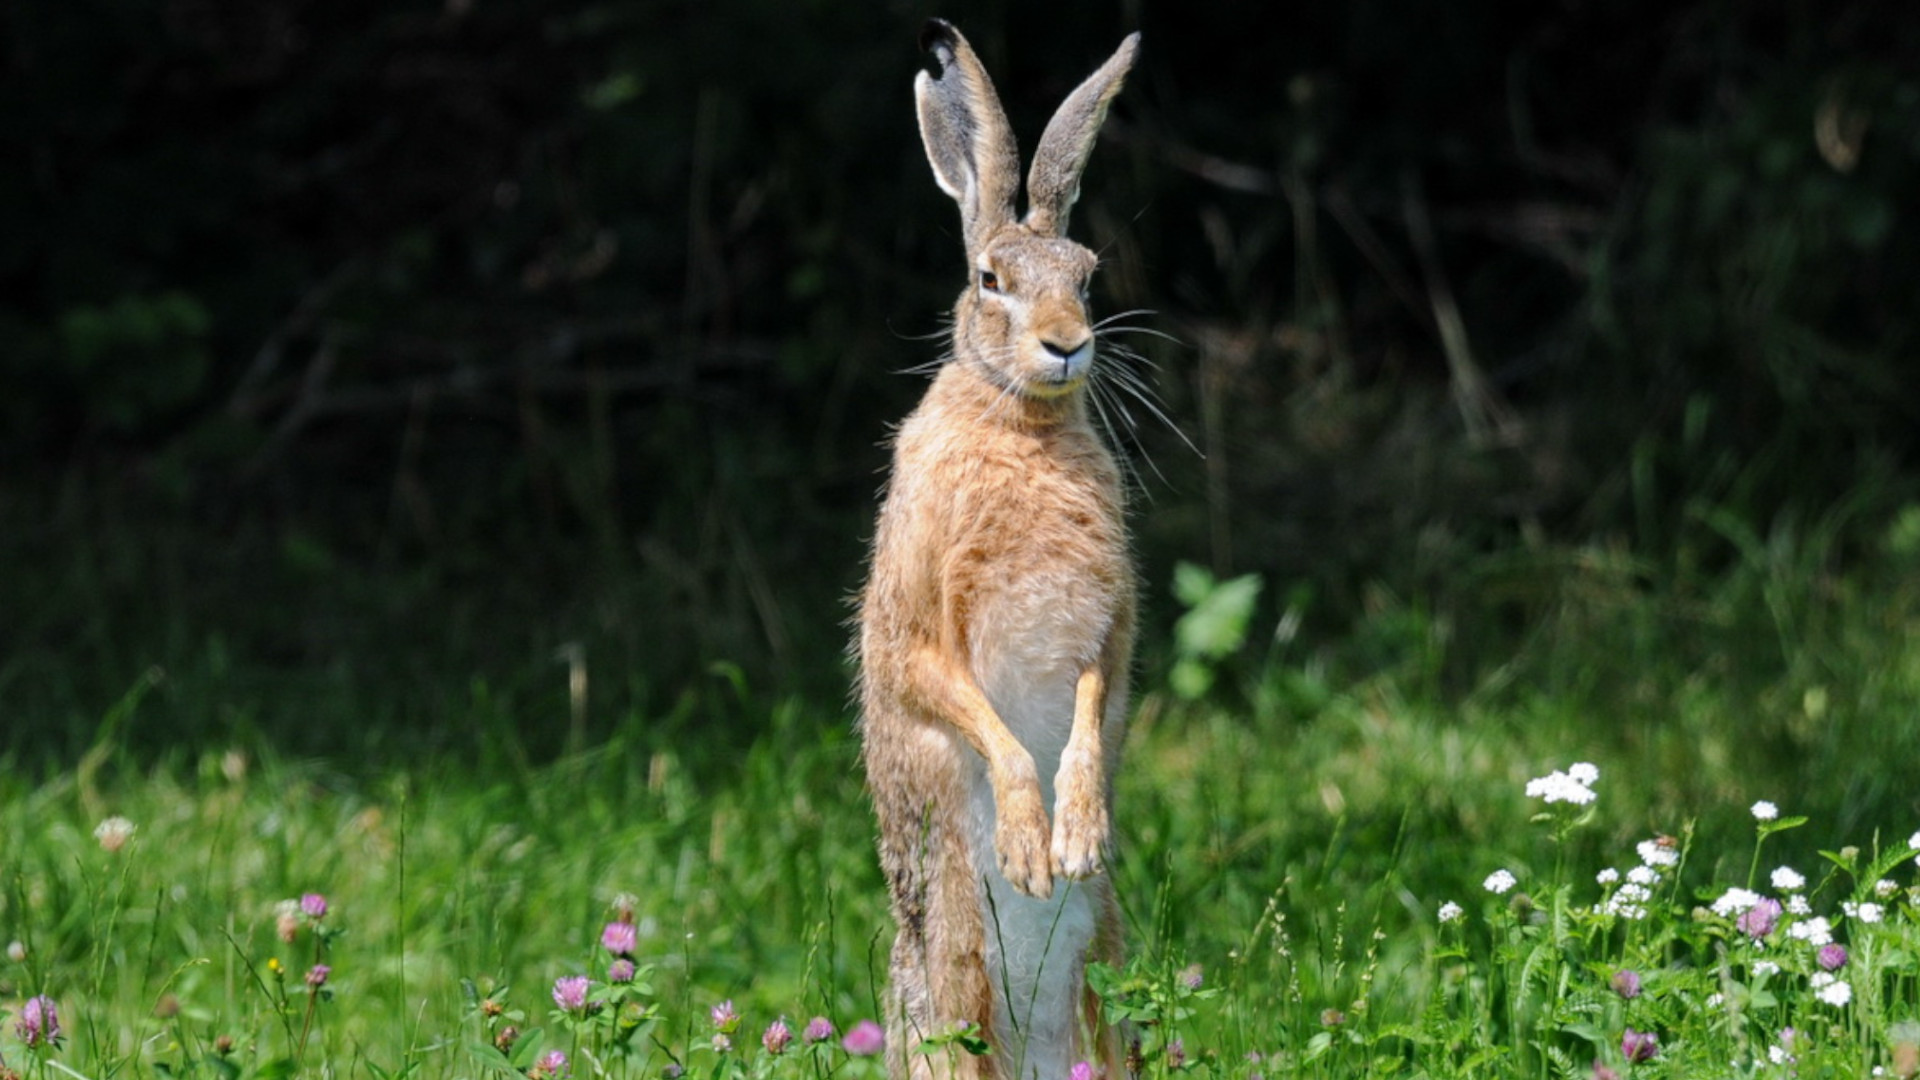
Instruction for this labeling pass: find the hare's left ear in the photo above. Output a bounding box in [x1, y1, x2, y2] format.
[1025, 32, 1140, 238]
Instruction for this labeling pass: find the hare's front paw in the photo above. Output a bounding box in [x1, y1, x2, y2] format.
[995, 782, 1055, 899]
[1050, 763, 1109, 880]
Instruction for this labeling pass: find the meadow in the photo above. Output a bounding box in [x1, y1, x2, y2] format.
[7, 501, 1920, 1080]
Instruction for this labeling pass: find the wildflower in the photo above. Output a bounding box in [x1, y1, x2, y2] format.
[1810, 972, 1852, 1006]
[552, 975, 590, 1012]
[1626, 865, 1659, 886]
[1526, 767, 1597, 805]
[300, 893, 329, 920]
[1845, 901, 1886, 924]
[1568, 762, 1599, 784]
[1737, 898, 1782, 938]
[1166, 1036, 1187, 1069]
[1775, 1028, 1799, 1063]
[494, 1025, 520, 1054]
[533, 1049, 570, 1078]
[661, 1064, 684, 1080]
[1771, 866, 1806, 892]
[94, 816, 136, 852]
[275, 899, 302, 943]
[1753, 960, 1780, 977]
[1611, 970, 1642, 999]
[1597, 868, 1620, 885]
[1788, 917, 1834, 946]
[612, 892, 638, 923]
[1908, 830, 1920, 853]
[1178, 963, 1204, 990]
[602, 921, 638, 957]
[1635, 839, 1679, 868]
[1484, 869, 1517, 895]
[16, 995, 59, 1048]
[1072, 1063, 1095, 1080]
[1592, 1063, 1620, 1080]
[1876, 878, 1899, 898]
[710, 1000, 740, 1034]
[1712, 887, 1763, 916]
[306, 964, 330, 988]
[1752, 801, 1779, 821]
[1786, 894, 1812, 915]
[803, 1016, 835, 1043]
[608, 959, 636, 984]
[1818, 944, 1849, 971]
[1603, 883, 1650, 920]
[712, 1033, 733, 1053]
[842, 1019, 885, 1056]
[6, 941, 24, 962]
[1621, 1028, 1659, 1063]
[763, 1018, 793, 1055]
[1437, 901, 1464, 923]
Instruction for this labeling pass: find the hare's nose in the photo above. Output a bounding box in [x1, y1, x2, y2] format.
[1041, 335, 1091, 360]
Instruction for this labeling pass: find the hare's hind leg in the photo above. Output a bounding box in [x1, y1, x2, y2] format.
[884, 803, 998, 1080]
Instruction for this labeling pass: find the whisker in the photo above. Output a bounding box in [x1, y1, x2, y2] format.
[1091, 377, 1171, 493]
[1091, 308, 1163, 330]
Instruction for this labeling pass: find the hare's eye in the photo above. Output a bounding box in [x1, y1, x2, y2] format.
[979, 270, 1002, 293]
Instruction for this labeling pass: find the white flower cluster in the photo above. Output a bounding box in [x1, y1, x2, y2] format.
[1598, 836, 1680, 921]
[1712, 887, 1763, 917]
[1525, 762, 1599, 805]
[1484, 869, 1517, 895]
[1437, 901, 1464, 924]
[1751, 800, 1779, 821]
[1788, 917, 1833, 946]
[1635, 839, 1680, 868]
[1811, 971, 1852, 1006]
[1843, 900, 1886, 924]
[1770, 866, 1806, 892]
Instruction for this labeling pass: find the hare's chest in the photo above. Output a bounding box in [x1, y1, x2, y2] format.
[954, 488, 1128, 701]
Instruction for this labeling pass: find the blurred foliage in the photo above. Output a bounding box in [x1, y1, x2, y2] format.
[3, 0, 1919, 756]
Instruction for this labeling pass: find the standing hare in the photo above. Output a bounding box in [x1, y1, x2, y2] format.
[858, 18, 1142, 1080]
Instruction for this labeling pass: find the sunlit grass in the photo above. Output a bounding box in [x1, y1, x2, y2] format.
[7, 508, 1920, 1078]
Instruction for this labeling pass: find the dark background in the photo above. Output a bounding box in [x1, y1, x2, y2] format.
[4, 0, 1917, 762]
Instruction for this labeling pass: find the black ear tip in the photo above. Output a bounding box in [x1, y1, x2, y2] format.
[919, 17, 958, 56]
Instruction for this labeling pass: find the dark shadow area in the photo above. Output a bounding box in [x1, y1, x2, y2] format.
[4, 0, 1918, 774]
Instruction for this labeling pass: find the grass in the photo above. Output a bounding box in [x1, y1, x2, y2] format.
[6, 500, 1920, 1079]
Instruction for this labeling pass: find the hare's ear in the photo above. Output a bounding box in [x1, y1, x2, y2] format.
[916, 19, 1020, 257]
[1025, 32, 1139, 238]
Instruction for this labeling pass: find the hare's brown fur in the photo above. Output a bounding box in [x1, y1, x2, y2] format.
[857, 18, 1141, 1080]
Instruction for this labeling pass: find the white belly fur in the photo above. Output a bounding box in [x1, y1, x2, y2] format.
[967, 666, 1095, 1080]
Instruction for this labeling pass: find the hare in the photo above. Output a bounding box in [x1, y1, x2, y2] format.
[857, 18, 1142, 1080]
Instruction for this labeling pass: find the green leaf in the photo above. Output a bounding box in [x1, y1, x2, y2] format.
[508, 1027, 547, 1069]
[1759, 815, 1809, 838]
[466, 1042, 528, 1078]
[1172, 565, 1264, 660]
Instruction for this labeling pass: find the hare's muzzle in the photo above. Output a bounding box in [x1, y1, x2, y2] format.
[1036, 335, 1094, 393]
